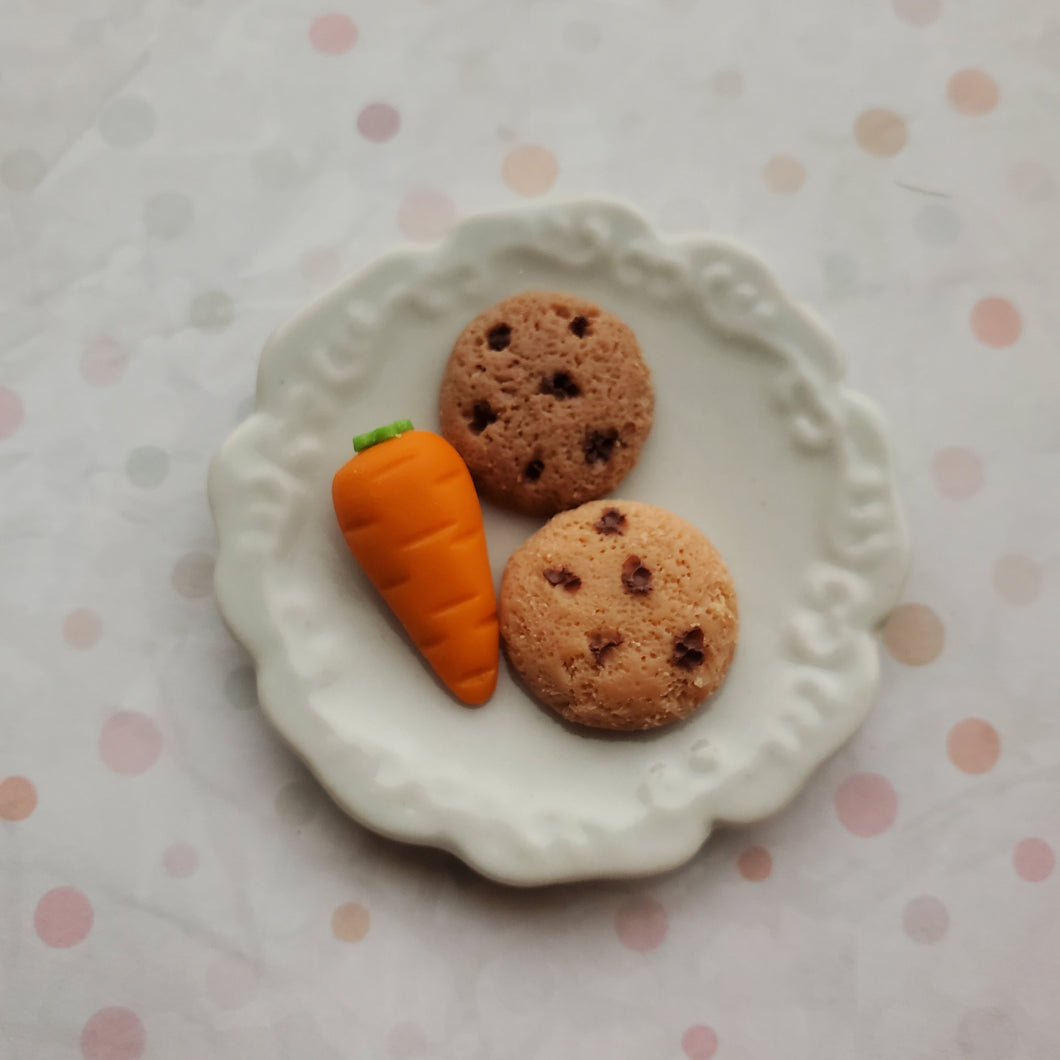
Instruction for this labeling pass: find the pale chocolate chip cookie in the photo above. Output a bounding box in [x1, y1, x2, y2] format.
[499, 499, 739, 731]
[439, 292, 654, 516]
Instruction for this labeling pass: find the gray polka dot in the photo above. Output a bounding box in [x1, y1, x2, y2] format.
[564, 21, 602, 51]
[1038, 24, 1060, 72]
[275, 779, 320, 825]
[99, 96, 156, 149]
[126, 445, 170, 488]
[189, 290, 235, 332]
[71, 19, 105, 46]
[143, 191, 194, 239]
[2, 149, 46, 193]
[823, 253, 858, 292]
[224, 665, 257, 710]
[914, 201, 961, 246]
[253, 147, 300, 189]
[171, 551, 215, 599]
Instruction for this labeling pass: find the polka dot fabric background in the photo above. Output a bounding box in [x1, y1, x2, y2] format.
[2, 1, 1059, 1057]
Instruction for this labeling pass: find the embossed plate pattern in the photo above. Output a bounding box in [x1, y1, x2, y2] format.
[208, 200, 910, 885]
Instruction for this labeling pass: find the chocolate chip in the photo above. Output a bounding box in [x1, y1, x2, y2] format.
[583, 428, 619, 464]
[468, 400, 497, 434]
[523, 458, 544, 481]
[621, 556, 653, 595]
[543, 568, 581, 592]
[588, 632, 623, 665]
[672, 627, 706, 669]
[593, 508, 626, 535]
[539, 371, 581, 399]
[487, 323, 511, 351]
[569, 315, 590, 338]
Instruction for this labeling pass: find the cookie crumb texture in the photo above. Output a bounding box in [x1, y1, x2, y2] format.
[439, 292, 654, 516]
[499, 500, 738, 731]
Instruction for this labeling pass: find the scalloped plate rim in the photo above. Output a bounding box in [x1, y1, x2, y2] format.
[208, 196, 911, 885]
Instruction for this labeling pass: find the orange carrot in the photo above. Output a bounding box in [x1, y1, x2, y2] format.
[332, 419, 498, 705]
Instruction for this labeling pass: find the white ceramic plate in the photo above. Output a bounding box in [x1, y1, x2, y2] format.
[208, 199, 909, 886]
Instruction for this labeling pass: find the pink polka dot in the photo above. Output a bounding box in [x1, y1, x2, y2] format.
[1014, 838, 1054, 882]
[206, 954, 257, 1010]
[99, 712, 163, 776]
[34, 886, 94, 948]
[81, 1007, 145, 1060]
[955, 1006, 1018, 1060]
[835, 773, 898, 837]
[300, 246, 341, 285]
[615, 895, 668, 952]
[682, 1024, 719, 1060]
[931, 446, 984, 500]
[63, 609, 103, 650]
[80, 337, 128, 386]
[0, 386, 25, 439]
[397, 189, 457, 242]
[162, 842, 198, 878]
[309, 13, 357, 55]
[893, 0, 940, 26]
[902, 895, 949, 943]
[388, 1022, 428, 1058]
[358, 102, 401, 143]
[971, 297, 1022, 348]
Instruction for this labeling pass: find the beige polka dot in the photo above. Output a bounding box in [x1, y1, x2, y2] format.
[502, 144, 558, 196]
[63, 608, 103, 649]
[931, 446, 983, 500]
[882, 603, 944, 665]
[737, 845, 772, 880]
[714, 69, 744, 98]
[993, 554, 1041, 605]
[947, 69, 999, 116]
[332, 901, 370, 942]
[171, 552, 215, 599]
[763, 155, 805, 194]
[0, 776, 37, 821]
[854, 109, 908, 157]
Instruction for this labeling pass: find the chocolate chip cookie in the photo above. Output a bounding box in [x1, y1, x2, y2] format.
[499, 500, 738, 731]
[439, 292, 654, 517]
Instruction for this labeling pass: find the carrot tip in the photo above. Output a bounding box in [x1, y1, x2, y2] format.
[353, 419, 414, 453]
